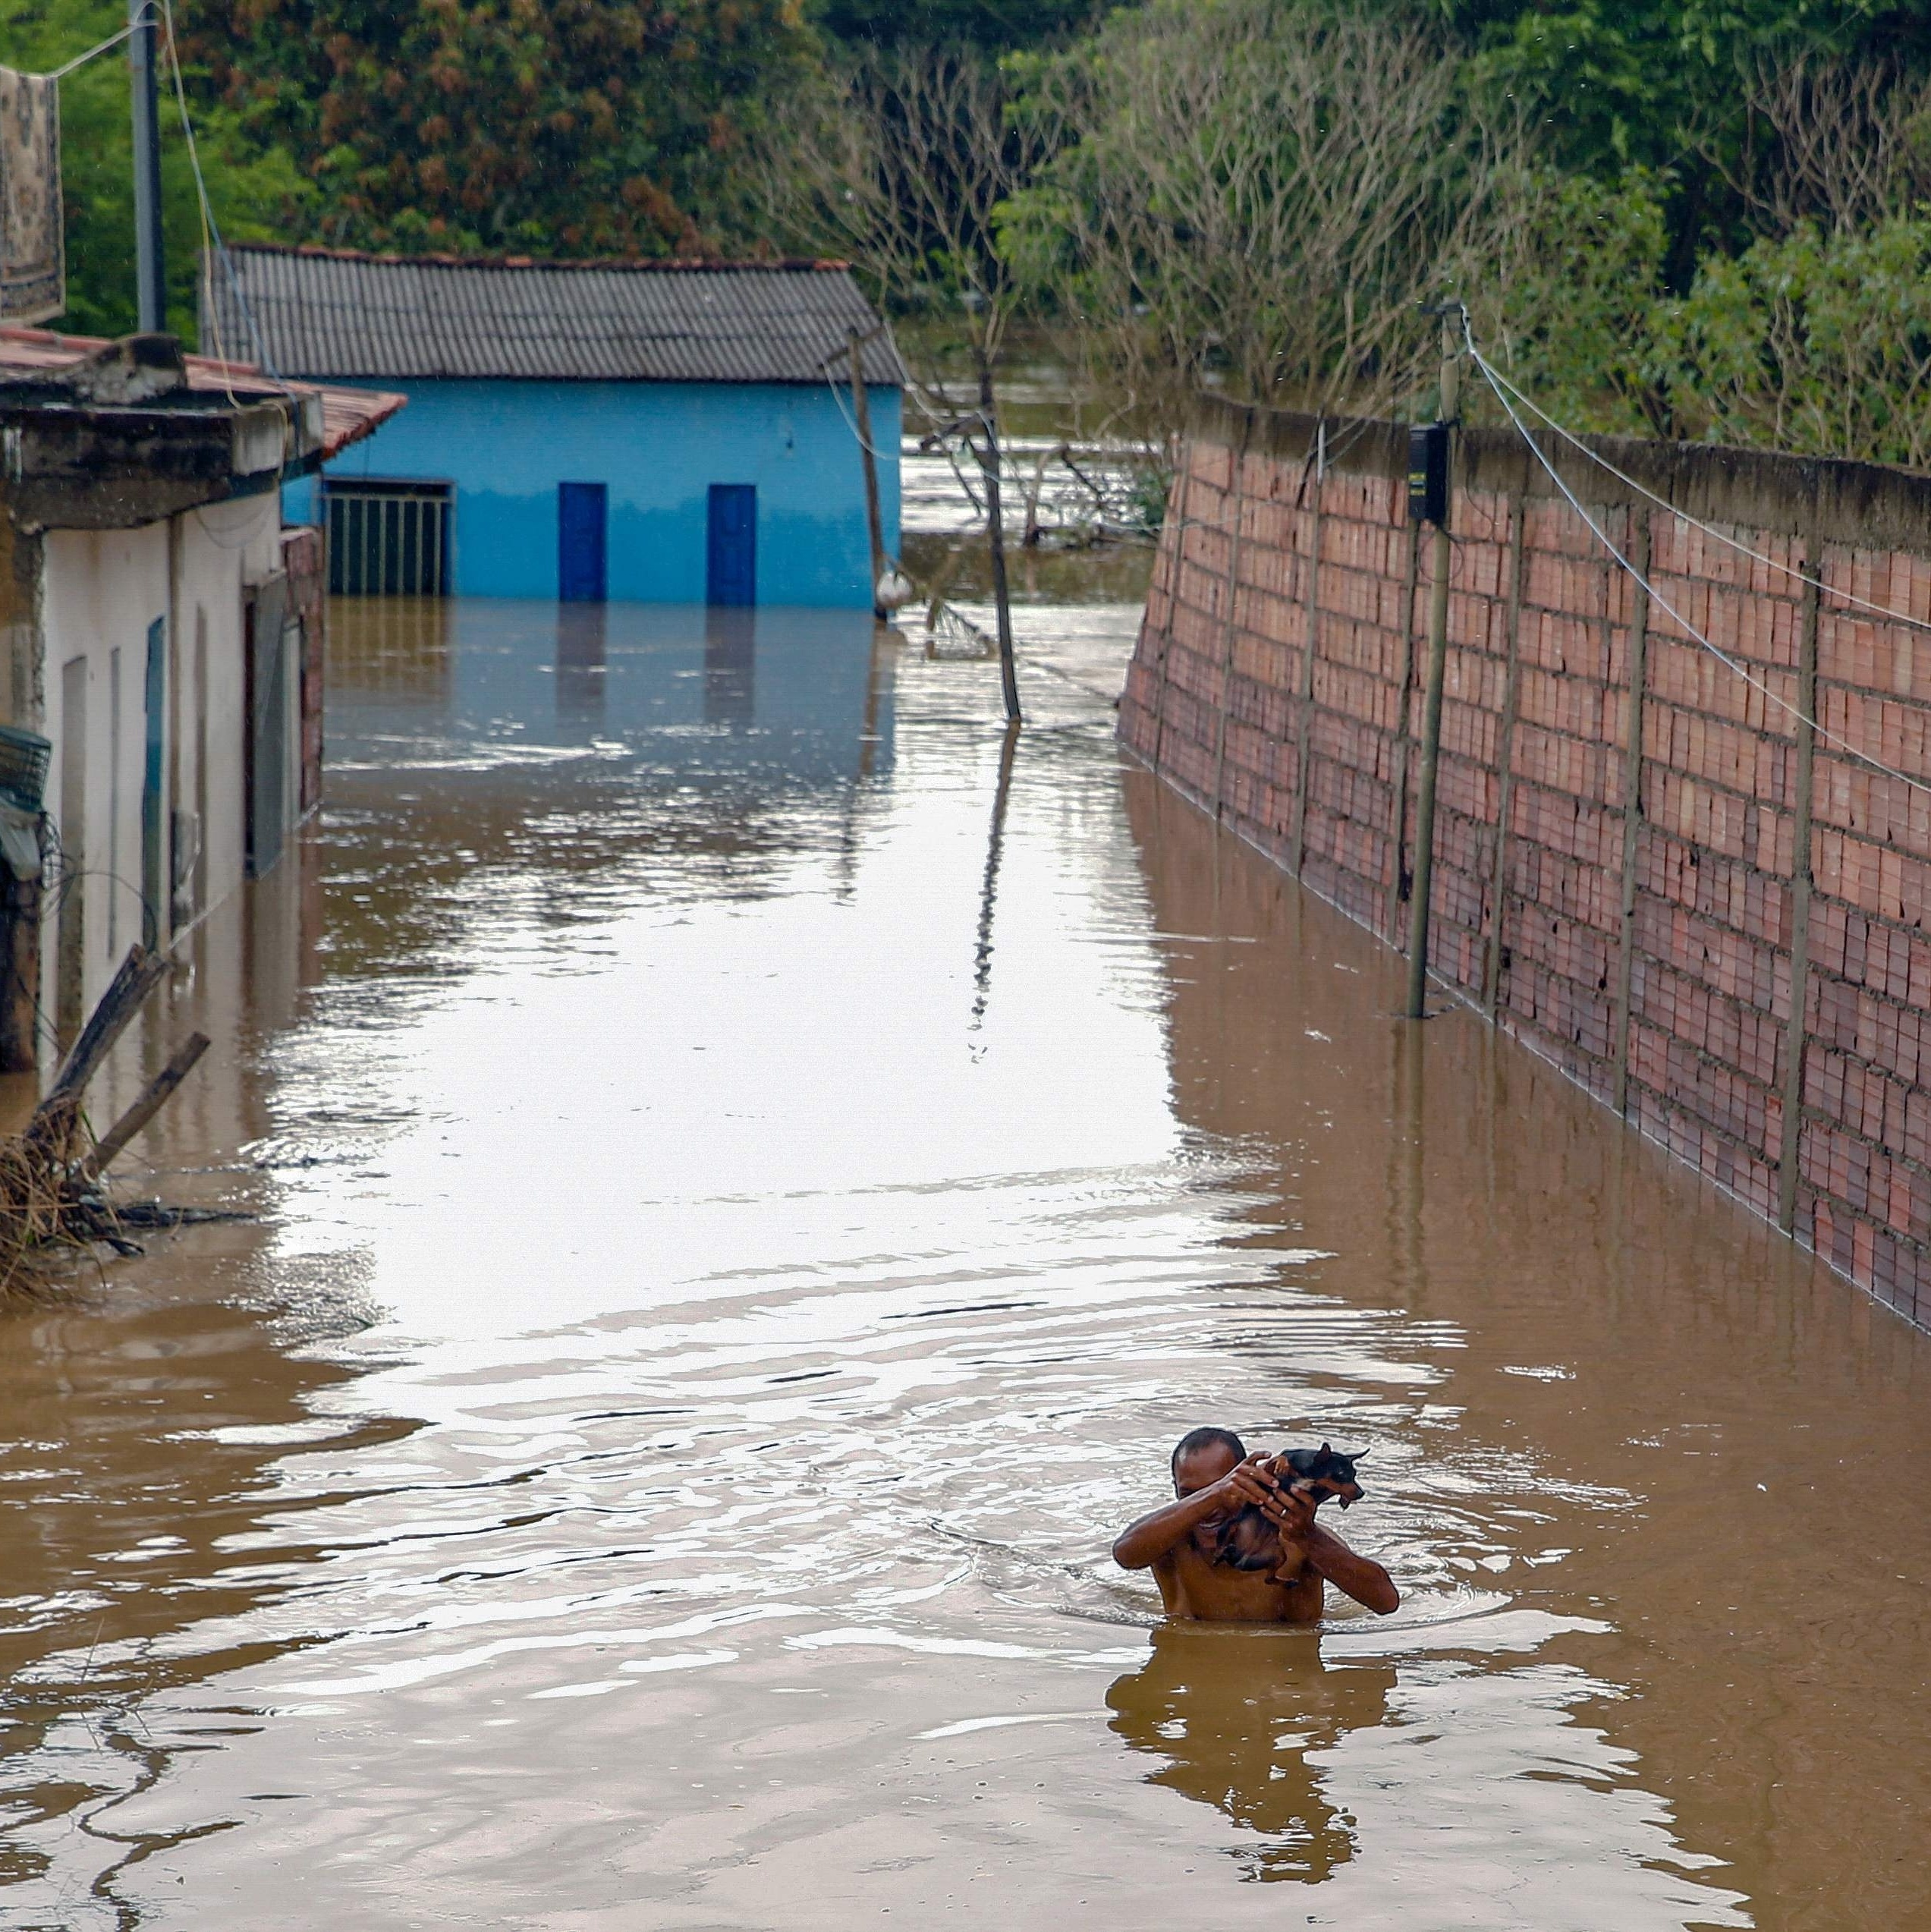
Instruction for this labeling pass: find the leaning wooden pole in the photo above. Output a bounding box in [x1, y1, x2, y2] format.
[0, 942, 218, 1289]
[28, 944, 170, 1158]
[848, 329, 888, 620]
[977, 358, 1021, 725]
[85, 1032, 209, 1178]
[1406, 308, 1461, 1021]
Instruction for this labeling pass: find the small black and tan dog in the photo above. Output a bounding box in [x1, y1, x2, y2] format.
[1210, 1443, 1367, 1572]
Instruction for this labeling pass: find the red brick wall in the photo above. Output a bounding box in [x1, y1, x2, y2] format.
[1122, 398, 1931, 1328]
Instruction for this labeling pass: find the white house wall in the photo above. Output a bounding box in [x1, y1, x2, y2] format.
[39, 491, 281, 1024]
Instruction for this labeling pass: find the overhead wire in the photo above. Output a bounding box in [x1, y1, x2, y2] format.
[821, 362, 899, 464]
[156, 0, 240, 394]
[37, 11, 146, 81]
[1471, 347, 1931, 637]
[24, 0, 291, 401]
[153, 0, 292, 396]
[1463, 313, 1931, 801]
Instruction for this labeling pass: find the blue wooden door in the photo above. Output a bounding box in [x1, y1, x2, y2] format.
[558, 482, 608, 603]
[140, 616, 165, 935]
[706, 484, 757, 606]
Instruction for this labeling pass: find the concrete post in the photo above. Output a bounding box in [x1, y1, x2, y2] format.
[1405, 312, 1461, 1021]
[1209, 416, 1251, 820]
[1482, 489, 1530, 1015]
[1385, 521, 1423, 941]
[130, 0, 166, 335]
[1289, 425, 1326, 876]
[1612, 511, 1653, 1118]
[1778, 536, 1822, 1232]
[1150, 438, 1194, 779]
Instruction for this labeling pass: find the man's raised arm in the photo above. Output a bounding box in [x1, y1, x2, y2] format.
[1112, 1453, 1282, 1570]
[1302, 1520, 1400, 1615]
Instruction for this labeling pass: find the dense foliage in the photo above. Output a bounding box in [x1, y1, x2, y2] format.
[987, 0, 1931, 461]
[0, 0, 307, 340]
[813, 0, 1110, 49]
[179, 0, 812, 260]
[998, 1, 1531, 422]
[20, 0, 1931, 463]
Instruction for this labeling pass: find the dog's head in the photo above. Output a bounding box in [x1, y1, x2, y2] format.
[1273, 1443, 1366, 1509]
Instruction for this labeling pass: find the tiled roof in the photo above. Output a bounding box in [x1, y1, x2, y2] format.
[0, 326, 405, 458]
[206, 245, 910, 387]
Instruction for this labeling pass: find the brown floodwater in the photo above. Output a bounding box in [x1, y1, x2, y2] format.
[0, 585, 1926, 1930]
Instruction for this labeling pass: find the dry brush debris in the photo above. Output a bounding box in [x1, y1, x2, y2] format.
[0, 944, 228, 1298]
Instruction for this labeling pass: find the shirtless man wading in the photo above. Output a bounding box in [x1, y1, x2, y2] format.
[1113, 1427, 1400, 1623]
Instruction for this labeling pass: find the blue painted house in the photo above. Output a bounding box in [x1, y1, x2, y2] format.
[208, 245, 907, 607]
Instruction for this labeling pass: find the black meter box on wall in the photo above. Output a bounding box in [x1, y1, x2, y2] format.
[1408, 422, 1449, 527]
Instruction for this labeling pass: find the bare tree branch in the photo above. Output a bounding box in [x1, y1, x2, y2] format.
[1005, 0, 1534, 428]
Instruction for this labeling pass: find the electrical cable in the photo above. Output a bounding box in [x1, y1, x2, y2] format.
[25, 2, 296, 408]
[36, 9, 150, 81]
[1464, 314, 1931, 800]
[1470, 346, 1931, 637]
[157, 0, 289, 389]
[17, 812, 164, 1062]
[821, 365, 900, 465]
[189, 499, 273, 550]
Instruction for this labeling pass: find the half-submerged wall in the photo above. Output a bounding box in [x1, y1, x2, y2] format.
[1122, 395, 1931, 1329]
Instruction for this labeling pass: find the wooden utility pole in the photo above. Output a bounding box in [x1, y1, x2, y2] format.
[129, 0, 165, 333]
[1405, 304, 1461, 1021]
[977, 361, 1021, 725]
[848, 329, 888, 618]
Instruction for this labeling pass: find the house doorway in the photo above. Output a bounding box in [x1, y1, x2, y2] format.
[558, 483, 609, 603]
[706, 484, 756, 606]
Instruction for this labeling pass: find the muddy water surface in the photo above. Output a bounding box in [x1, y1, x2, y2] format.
[0, 585, 1927, 1931]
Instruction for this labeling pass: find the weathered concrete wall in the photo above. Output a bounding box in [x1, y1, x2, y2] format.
[40, 492, 282, 1027]
[1122, 394, 1931, 1328]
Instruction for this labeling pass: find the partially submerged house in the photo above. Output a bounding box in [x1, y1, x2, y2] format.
[206, 245, 907, 608]
[0, 328, 401, 1065]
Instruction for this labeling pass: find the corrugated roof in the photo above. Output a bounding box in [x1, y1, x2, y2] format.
[0, 326, 405, 459]
[207, 245, 910, 388]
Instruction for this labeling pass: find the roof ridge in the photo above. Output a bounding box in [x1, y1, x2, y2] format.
[209, 246, 909, 385]
[231, 242, 853, 275]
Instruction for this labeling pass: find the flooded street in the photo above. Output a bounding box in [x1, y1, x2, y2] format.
[1, 543, 1929, 1927]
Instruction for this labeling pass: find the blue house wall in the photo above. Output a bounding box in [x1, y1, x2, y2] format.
[292, 379, 902, 607]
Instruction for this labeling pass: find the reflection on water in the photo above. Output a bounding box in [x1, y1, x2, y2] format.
[0, 590, 1924, 1929]
[323, 592, 451, 701]
[1109, 1627, 1395, 1883]
[555, 603, 607, 720]
[703, 606, 755, 728]
[970, 719, 1020, 1031]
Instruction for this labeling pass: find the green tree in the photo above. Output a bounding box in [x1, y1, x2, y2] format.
[1445, 0, 1931, 171]
[181, 0, 816, 258]
[1661, 215, 1931, 464]
[0, 0, 311, 342]
[1477, 169, 1672, 435]
[811, 0, 1116, 50]
[1002, 0, 1534, 420]
[1445, 0, 1931, 282]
